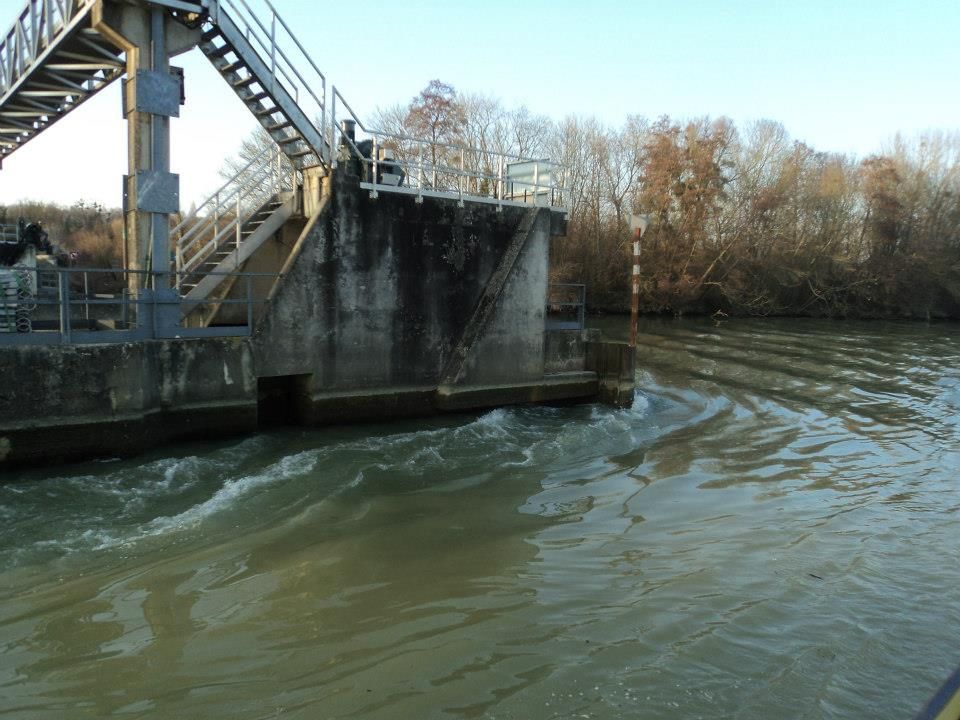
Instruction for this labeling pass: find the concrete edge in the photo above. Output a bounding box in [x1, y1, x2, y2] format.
[435, 372, 599, 412]
[298, 374, 600, 424]
[0, 402, 258, 473]
[299, 385, 438, 424]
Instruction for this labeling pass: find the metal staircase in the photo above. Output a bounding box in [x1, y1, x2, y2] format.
[170, 0, 334, 319]
[0, 0, 124, 164]
[1, 0, 331, 172]
[199, 0, 329, 171]
[173, 142, 296, 307]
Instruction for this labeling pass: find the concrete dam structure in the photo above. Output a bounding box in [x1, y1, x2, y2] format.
[0, 0, 634, 470]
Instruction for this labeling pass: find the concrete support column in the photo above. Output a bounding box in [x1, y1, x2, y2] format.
[147, 6, 172, 287]
[92, 1, 199, 297]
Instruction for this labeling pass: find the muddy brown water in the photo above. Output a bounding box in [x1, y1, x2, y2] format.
[1, 317, 958, 719]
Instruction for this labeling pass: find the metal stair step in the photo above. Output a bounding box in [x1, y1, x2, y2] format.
[218, 60, 246, 75]
[265, 120, 293, 133]
[204, 43, 233, 60]
[252, 103, 277, 117]
[232, 75, 259, 90]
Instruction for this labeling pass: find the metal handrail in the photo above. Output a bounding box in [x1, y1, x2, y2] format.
[332, 87, 546, 164]
[0, 0, 94, 101]
[176, 156, 277, 254]
[176, 161, 277, 254]
[206, 0, 327, 162]
[0, 224, 19, 242]
[172, 144, 273, 234]
[0, 265, 283, 345]
[173, 143, 292, 284]
[330, 86, 566, 208]
[546, 283, 586, 331]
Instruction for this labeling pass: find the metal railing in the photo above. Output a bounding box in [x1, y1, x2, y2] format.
[0, 224, 18, 243]
[0, 0, 123, 161]
[330, 86, 567, 210]
[546, 283, 586, 331]
[0, 0, 94, 100]
[0, 265, 281, 346]
[172, 143, 294, 286]
[197, 0, 566, 208]
[203, 0, 327, 163]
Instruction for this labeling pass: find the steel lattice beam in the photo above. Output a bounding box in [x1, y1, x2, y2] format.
[0, 0, 124, 162]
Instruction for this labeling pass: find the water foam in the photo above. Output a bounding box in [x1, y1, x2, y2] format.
[143, 449, 322, 536]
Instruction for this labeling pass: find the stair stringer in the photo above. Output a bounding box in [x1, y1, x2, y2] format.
[182, 193, 296, 316]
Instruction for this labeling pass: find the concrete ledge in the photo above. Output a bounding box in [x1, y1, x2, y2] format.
[0, 402, 257, 473]
[300, 374, 600, 424]
[585, 341, 636, 408]
[300, 385, 438, 424]
[0, 337, 257, 473]
[435, 372, 598, 412]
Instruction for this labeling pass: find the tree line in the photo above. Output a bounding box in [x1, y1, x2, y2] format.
[0, 199, 123, 269]
[4, 80, 958, 319]
[377, 81, 960, 319]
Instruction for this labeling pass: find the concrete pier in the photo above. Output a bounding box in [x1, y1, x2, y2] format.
[0, 172, 632, 471]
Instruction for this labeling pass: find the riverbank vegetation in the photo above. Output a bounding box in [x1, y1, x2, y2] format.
[378, 82, 960, 319]
[4, 81, 958, 320]
[0, 200, 123, 268]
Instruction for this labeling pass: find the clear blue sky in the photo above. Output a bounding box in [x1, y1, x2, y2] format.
[0, 0, 956, 209]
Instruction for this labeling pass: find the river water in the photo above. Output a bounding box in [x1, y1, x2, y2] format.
[1, 318, 958, 719]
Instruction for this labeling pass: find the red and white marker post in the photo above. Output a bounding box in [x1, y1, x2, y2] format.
[628, 214, 650, 348]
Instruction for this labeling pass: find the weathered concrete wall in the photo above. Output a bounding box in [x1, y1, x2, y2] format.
[456, 209, 549, 386]
[545, 329, 587, 373]
[0, 172, 599, 470]
[254, 170, 555, 395]
[0, 338, 256, 471]
[585, 340, 636, 408]
[208, 218, 305, 326]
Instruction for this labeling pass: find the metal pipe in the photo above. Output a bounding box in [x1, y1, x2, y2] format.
[329, 88, 337, 168]
[269, 12, 276, 94]
[246, 273, 253, 329]
[58, 270, 70, 343]
[630, 229, 641, 348]
[235, 193, 241, 267]
[579, 285, 586, 331]
[149, 6, 171, 290]
[417, 141, 424, 197]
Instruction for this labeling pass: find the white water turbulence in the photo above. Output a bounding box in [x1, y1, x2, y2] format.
[1, 317, 959, 719]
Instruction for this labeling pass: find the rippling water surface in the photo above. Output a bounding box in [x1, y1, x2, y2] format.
[1, 318, 959, 719]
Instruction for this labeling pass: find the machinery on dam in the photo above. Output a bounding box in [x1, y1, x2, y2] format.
[0, 0, 633, 468]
